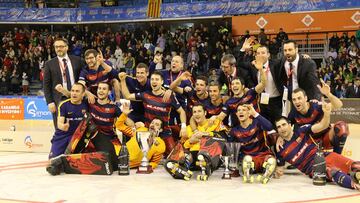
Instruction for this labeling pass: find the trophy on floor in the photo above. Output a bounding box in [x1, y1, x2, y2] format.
[136, 131, 153, 174]
[220, 154, 232, 179]
[225, 142, 241, 177]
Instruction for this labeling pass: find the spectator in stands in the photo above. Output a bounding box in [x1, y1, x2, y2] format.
[124, 52, 135, 75]
[10, 69, 20, 94]
[257, 28, 267, 45]
[0, 71, 8, 95]
[276, 28, 288, 47]
[186, 46, 199, 69]
[326, 48, 338, 59]
[345, 77, 360, 98]
[22, 72, 29, 95]
[329, 33, 340, 51]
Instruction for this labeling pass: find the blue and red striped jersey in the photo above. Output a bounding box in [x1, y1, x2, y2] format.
[89, 101, 121, 136]
[222, 88, 258, 126]
[135, 91, 181, 137]
[229, 115, 273, 156]
[277, 124, 318, 175]
[79, 62, 119, 94]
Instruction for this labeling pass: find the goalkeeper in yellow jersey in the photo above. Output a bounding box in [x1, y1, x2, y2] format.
[115, 102, 165, 169]
[165, 104, 226, 181]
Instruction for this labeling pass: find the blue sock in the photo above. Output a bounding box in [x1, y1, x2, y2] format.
[331, 170, 355, 189]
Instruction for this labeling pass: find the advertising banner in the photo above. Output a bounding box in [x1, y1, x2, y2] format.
[0, 0, 359, 23]
[0, 131, 52, 153]
[24, 97, 52, 120]
[0, 98, 24, 120]
[330, 99, 360, 124]
[232, 9, 360, 36]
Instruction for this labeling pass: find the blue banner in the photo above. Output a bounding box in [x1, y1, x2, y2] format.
[0, 0, 359, 23]
[24, 97, 52, 120]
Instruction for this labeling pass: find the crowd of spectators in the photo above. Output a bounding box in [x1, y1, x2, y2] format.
[0, 21, 359, 98]
[320, 31, 360, 98]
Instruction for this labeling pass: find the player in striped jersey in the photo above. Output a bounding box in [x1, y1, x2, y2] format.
[204, 81, 225, 119]
[88, 82, 122, 170]
[275, 101, 360, 190]
[289, 83, 347, 154]
[229, 104, 276, 184]
[49, 82, 88, 159]
[115, 102, 165, 169]
[169, 72, 209, 113]
[120, 71, 187, 155]
[78, 49, 120, 103]
[211, 57, 266, 127]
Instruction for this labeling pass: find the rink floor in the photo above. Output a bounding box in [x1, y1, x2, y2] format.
[0, 152, 360, 203]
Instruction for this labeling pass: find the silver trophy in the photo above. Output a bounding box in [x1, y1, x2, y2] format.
[220, 154, 232, 179]
[136, 131, 153, 174]
[225, 142, 241, 177]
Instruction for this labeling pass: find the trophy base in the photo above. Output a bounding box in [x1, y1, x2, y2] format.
[230, 169, 240, 177]
[222, 173, 232, 179]
[137, 165, 153, 174]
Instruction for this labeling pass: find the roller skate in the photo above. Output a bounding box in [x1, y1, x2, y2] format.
[46, 155, 65, 176]
[165, 161, 193, 181]
[196, 154, 211, 181]
[350, 171, 360, 184]
[242, 155, 254, 183]
[257, 157, 276, 184]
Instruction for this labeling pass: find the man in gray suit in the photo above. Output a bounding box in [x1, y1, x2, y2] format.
[43, 38, 84, 128]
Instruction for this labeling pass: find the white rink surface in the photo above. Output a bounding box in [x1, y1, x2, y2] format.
[0, 152, 360, 203]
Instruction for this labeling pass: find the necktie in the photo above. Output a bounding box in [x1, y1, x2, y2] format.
[287, 62, 293, 94]
[62, 58, 72, 91]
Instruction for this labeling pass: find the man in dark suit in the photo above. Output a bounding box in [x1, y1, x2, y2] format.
[275, 40, 321, 102]
[218, 53, 253, 95]
[43, 38, 84, 128]
[345, 77, 360, 98]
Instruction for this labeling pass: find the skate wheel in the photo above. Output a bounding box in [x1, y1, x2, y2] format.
[184, 176, 190, 181]
[250, 176, 254, 183]
[188, 171, 193, 176]
[257, 175, 263, 182]
[203, 175, 208, 181]
[262, 177, 269, 184]
[243, 176, 247, 183]
[197, 175, 201, 181]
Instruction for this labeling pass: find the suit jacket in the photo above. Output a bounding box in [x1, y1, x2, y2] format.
[345, 85, 360, 98]
[275, 56, 321, 100]
[43, 55, 83, 106]
[218, 66, 253, 90]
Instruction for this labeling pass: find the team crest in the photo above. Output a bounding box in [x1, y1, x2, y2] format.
[296, 137, 302, 143]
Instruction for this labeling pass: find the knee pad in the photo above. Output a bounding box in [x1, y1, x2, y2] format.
[332, 121, 349, 151]
[351, 161, 360, 172]
[264, 157, 276, 167]
[243, 155, 253, 163]
[334, 121, 349, 139]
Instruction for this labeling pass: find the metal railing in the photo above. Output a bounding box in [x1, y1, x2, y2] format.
[293, 38, 328, 59]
